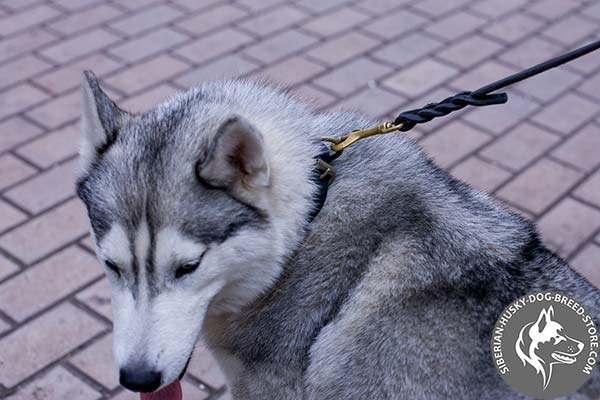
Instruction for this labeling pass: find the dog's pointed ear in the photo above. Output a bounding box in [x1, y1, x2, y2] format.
[80, 70, 129, 172]
[535, 307, 550, 333]
[197, 116, 270, 189]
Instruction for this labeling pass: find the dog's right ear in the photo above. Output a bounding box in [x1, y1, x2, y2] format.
[80, 70, 129, 172]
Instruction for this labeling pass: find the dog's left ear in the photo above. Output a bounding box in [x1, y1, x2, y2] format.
[80, 70, 130, 172]
[535, 307, 552, 333]
[198, 116, 270, 190]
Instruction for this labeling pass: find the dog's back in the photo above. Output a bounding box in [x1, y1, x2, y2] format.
[201, 83, 600, 399]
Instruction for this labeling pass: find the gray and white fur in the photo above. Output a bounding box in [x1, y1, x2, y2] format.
[77, 72, 600, 399]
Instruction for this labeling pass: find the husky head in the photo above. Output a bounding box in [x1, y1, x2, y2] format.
[515, 306, 584, 389]
[76, 72, 316, 392]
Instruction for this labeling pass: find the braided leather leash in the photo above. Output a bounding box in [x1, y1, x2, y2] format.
[322, 38, 600, 157]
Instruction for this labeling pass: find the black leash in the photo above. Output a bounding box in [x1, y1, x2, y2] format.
[394, 38, 600, 132]
[322, 38, 600, 155]
[310, 39, 600, 221]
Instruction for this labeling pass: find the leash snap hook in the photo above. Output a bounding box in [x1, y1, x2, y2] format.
[321, 121, 405, 155]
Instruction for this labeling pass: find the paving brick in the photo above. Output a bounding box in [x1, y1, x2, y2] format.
[75, 277, 112, 321]
[500, 37, 563, 71]
[105, 55, 190, 95]
[0, 117, 44, 154]
[0, 246, 102, 321]
[176, 4, 246, 36]
[307, 31, 379, 66]
[243, 29, 317, 64]
[110, 0, 162, 10]
[170, 0, 221, 11]
[484, 14, 544, 44]
[0, 84, 49, 120]
[34, 53, 123, 95]
[0, 154, 37, 191]
[253, 56, 324, 87]
[335, 86, 406, 118]
[0, 318, 10, 335]
[581, 2, 600, 21]
[70, 333, 118, 390]
[552, 124, 600, 172]
[297, 0, 353, 13]
[235, 0, 287, 12]
[451, 157, 512, 193]
[109, 4, 183, 35]
[79, 235, 95, 251]
[48, 3, 122, 35]
[302, 7, 369, 37]
[292, 84, 337, 109]
[469, 0, 527, 17]
[497, 159, 583, 215]
[424, 11, 487, 41]
[51, 0, 104, 11]
[419, 120, 491, 168]
[361, 9, 428, 40]
[531, 93, 598, 136]
[5, 366, 102, 400]
[0, 0, 41, 11]
[15, 123, 79, 168]
[0, 5, 62, 36]
[577, 69, 600, 102]
[464, 92, 540, 135]
[574, 169, 600, 207]
[5, 159, 77, 213]
[174, 54, 259, 86]
[538, 198, 600, 257]
[238, 5, 308, 36]
[26, 90, 80, 129]
[40, 28, 121, 63]
[176, 28, 254, 65]
[570, 243, 600, 288]
[438, 35, 504, 68]
[450, 61, 516, 92]
[353, 0, 413, 14]
[0, 200, 26, 233]
[0, 28, 57, 63]
[121, 84, 178, 112]
[373, 32, 443, 68]
[513, 66, 581, 102]
[0, 253, 19, 281]
[0, 55, 52, 91]
[383, 59, 458, 97]
[542, 15, 597, 46]
[480, 123, 560, 171]
[0, 198, 89, 264]
[188, 341, 227, 389]
[527, 0, 583, 20]
[313, 58, 392, 96]
[0, 302, 105, 387]
[412, 0, 470, 17]
[109, 27, 189, 63]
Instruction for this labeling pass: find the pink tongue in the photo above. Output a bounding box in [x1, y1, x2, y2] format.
[140, 380, 182, 400]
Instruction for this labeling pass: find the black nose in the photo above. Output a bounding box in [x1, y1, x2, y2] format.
[119, 366, 162, 393]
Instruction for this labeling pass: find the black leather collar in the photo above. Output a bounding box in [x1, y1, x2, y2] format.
[307, 145, 335, 223]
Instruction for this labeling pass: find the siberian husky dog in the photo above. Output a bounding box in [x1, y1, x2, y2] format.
[77, 71, 600, 399]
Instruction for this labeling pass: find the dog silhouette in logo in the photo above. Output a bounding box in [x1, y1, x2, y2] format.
[515, 306, 584, 389]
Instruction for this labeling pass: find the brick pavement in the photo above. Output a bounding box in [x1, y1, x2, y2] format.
[0, 0, 599, 398]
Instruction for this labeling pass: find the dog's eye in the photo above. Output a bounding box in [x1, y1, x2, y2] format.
[104, 260, 121, 277]
[175, 256, 204, 279]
